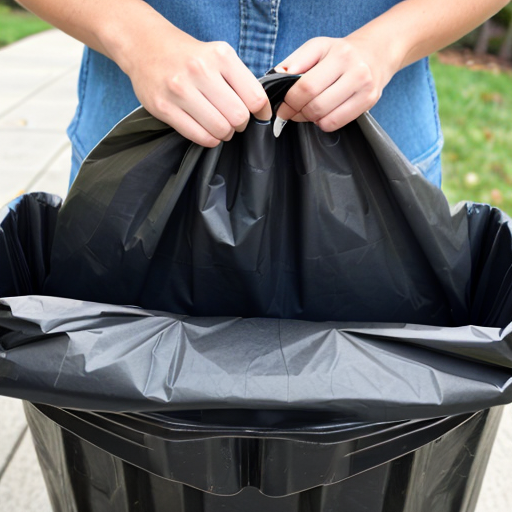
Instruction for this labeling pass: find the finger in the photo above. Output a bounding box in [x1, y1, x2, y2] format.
[252, 102, 273, 122]
[315, 90, 375, 132]
[275, 102, 299, 122]
[273, 108, 306, 138]
[221, 55, 272, 121]
[282, 57, 343, 116]
[274, 102, 298, 136]
[300, 71, 359, 122]
[200, 76, 252, 132]
[275, 37, 330, 75]
[175, 90, 237, 142]
[161, 86, 234, 142]
[155, 104, 222, 147]
[291, 113, 309, 122]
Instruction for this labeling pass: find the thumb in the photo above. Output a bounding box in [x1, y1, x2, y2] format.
[274, 102, 298, 135]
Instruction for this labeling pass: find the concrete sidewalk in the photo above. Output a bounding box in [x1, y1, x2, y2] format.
[0, 29, 82, 511]
[0, 29, 79, 206]
[1, 29, 512, 512]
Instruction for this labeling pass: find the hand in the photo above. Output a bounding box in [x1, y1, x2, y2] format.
[274, 36, 396, 135]
[118, 20, 272, 147]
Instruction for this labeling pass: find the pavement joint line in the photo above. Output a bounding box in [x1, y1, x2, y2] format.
[0, 64, 80, 120]
[23, 139, 71, 193]
[0, 424, 28, 484]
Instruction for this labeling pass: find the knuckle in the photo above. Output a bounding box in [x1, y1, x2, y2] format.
[221, 126, 234, 140]
[231, 109, 250, 127]
[302, 101, 323, 122]
[367, 88, 381, 107]
[200, 135, 221, 148]
[212, 119, 233, 140]
[317, 117, 338, 132]
[166, 74, 187, 97]
[186, 57, 207, 77]
[286, 97, 302, 112]
[152, 96, 171, 117]
[333, 40, 352, 59]
[249, 93, 268, 112]
[224, 128, 235, 141]
[211, 41, 234, 59]
[356, 63, 374, 87]
[296, 79, 317, 97]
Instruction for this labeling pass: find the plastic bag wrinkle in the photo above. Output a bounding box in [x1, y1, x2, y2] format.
[2, 75, 512, 421]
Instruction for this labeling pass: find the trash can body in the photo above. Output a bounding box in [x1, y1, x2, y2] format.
[25, 403, 502, 512]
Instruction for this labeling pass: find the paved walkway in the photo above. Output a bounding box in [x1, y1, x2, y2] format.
[0, 29, 78, 206]
[1, 29, 512, 511]
[0, 29, 82, 511]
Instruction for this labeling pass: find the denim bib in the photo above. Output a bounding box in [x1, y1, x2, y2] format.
[68, 0, 442, 186]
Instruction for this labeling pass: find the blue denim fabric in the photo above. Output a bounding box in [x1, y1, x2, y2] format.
[68, 0, 443, 186]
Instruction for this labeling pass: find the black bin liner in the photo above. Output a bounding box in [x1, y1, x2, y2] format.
[44, 74, 475, 326]
[1, 73, 512, 511]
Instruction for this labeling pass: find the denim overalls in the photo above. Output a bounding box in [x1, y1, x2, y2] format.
[67, 0, 443, 186]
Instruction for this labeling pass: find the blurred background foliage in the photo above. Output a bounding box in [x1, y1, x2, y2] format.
[430, 55, 512, 213]
[0, 1, 50, 47]
[1, 0, 512, 213]
[465, 3, 512, 59]
[430, 3, 512, 214]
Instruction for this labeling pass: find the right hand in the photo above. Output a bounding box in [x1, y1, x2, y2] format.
[117, 22, 272, 147]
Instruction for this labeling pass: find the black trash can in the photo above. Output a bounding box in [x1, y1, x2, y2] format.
[25, 403, 502, 512]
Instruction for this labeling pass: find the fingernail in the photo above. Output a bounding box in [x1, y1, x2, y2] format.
[274, 66, 288, 73]
[273, 116, 287, 138]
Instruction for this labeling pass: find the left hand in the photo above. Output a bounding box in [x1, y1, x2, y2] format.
[274, 35, 396, 134]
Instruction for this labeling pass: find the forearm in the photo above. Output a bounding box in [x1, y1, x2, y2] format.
[275, 0, 508, 132]
[352, 0, 509, 78]
[16, 0, 271, 146]
[15, 0, 187, 72]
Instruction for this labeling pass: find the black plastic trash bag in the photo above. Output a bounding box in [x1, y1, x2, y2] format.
[1, 288, 512, 420]
[0, 192, 61, 298]
[2, 73, 512, 512]
[43, 74, 478, 326]
[1, 74, 512, 421]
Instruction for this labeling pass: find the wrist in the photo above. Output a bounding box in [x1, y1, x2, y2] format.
[343, 29, 404, 91]
[94, 1, 186, 75]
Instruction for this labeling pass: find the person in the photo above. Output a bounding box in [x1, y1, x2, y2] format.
[16, 0, 509, 186]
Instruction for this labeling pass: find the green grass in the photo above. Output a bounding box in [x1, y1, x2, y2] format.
[0, 5, 51, 47]
[430, 55, 512, 215]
